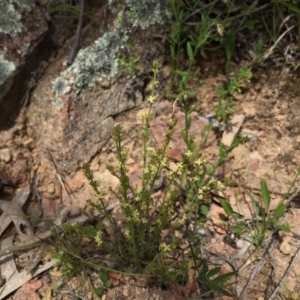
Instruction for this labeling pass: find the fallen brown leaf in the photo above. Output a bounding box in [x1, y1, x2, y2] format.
[108, 271, 121, 286]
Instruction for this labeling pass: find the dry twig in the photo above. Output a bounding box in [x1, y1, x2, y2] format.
[67, 0, 85, 65]
[268, 242, 300, 300]
[238, 236, 275, 300]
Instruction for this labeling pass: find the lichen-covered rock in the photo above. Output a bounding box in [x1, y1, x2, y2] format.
[27, 67, 145, 173]
[52, 30, 127, 98]
[25, 0, 167, 174]
[125, 0, 169, 29]
[0, 0, 24, 36]
[0, 0, 50, 127]
[0, 54, 16, 88]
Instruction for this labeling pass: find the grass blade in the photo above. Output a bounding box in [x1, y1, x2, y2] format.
[260, 179, 270, 211]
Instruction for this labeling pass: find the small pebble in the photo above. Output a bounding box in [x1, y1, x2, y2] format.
[279, 240, 291, 255]
[0, 148, 12, 163]
[100, 79, 111, 89]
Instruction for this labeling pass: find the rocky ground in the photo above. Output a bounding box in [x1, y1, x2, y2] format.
[1, 3, 300, 300]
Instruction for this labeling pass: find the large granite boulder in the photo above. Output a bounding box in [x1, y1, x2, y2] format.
[0, 0, 51, 127]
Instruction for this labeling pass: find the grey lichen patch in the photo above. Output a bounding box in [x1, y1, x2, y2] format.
[108, 0, 119, 14]
[126, 0, 169, 29]
[14, 0, 33, 10]
[52, 0, 167, 98]
[0, 0, 33, 36]
[0, 53, 16, 101]
[53, 31, 127, 96]
[69, 31, 126, 91]
[0, 2, 21, 36]
[52, 77, 71, 96]
[0, 53, 15, 86]
[51, 98, 65, 109]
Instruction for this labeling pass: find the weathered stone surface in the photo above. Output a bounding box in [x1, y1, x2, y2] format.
[150, 101, 218, 161]
[27, 68, 145, 173]
[0, 148, 12, 163]
[25, 2, 167, 174]
[0, 0, 50, 127]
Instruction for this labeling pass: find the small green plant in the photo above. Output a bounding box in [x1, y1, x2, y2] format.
[167, 0, 300, 102]
[48, 219, 118, 298]
[81, 61, 184, 280]
[173, 92, 246, 222]
[221, 176, 293, 248]
[93, 269, 112, 297]
[195, 260, 235, 298]
[49, 223, 100, 296]
[167, 0, 187, 80]
[224, 29, 235, 64]
[49, 61, 246, 297]
[168, 0, 219, 85]
[214, 67, 252, 123]
[261, 1, 300, 47]
[186, 231, 235, 299]
[118, 55, 140, 75]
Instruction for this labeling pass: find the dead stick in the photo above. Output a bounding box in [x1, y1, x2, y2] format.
[268, 243, 300, 300]
[46, 149, 72, 205]
[202, 247, 238, 273]
[238, 236, 275, 300]
[67, 0, 85, 65]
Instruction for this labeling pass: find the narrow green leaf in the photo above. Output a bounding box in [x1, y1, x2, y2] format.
[273, 203, 286, 218]
[276, 1, 300, 13]
[189, 33, 197, 44]
[256, 39, 264, 55]
[238, 220, 247, 226]
[66, 262, 73, 270]
[206, 165, 213, 176]
[225, 30, 235, 62]
[200, 204, 209, 215]
[206, 267, 220, 278]
[170, 45, 175, 59]
[53, 261, 61, 268]
[51, 252, 61, 260]
[245, 19, 255, 30]
[211, 271, 236, 283]
[260, 179, 270, 210]
[187, 41, 194, 62]
[186, 115, 192, 130]
[253, 200, 263, 216]
[181, 130, 188, 143]
[180, 172, 187, 189]
[207, 282, 233, 297]
[232, 226, 244, 236]
[189, 142, 195, 152]
[198, 216, 208, 223]
[68, 242, 79, 255]
[219, 143, 225, 157]
[221, 200, 234, 217]
[49, 4, 80, 15]
[224, 177, 234, 186]
[277, 224, 291, 232]
[189, 105, 197, 114]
